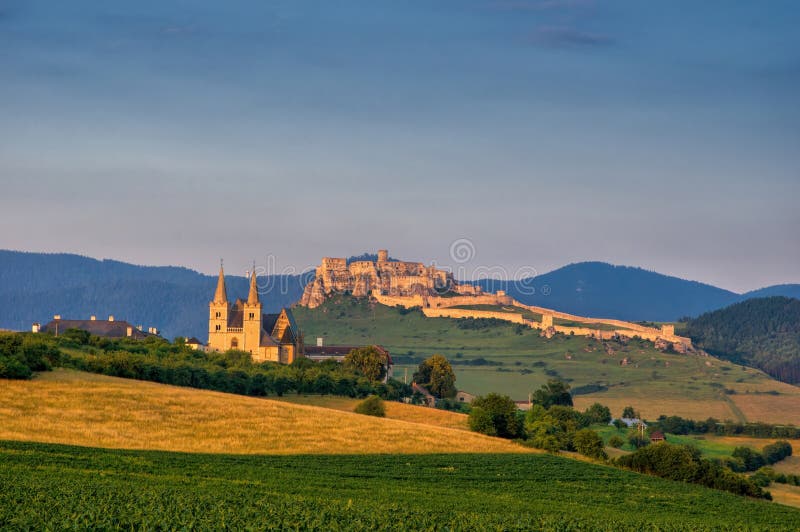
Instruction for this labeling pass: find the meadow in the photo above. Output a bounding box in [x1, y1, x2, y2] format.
[2, 440, 800, 531]
[293, 297, 800, 424]
[0, 369, 518, 454]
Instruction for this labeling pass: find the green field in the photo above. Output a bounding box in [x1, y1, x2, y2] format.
[2, 440, 799, 530]
[293, 297, 798, 423]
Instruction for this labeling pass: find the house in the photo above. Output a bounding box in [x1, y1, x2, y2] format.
[185, 337, 206, 351]
[609, 417, 647, 429]
[650, 430, 666, 442]
[37, 315, 160, 340]
[411, 382, 436, 407]
[455, 390, 475, 404]
[303, 344, 393, 380]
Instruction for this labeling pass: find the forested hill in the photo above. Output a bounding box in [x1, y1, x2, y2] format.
[0, 250, 309, 339]
[685, 296, 800, 384]
[475, 262, 741, 322]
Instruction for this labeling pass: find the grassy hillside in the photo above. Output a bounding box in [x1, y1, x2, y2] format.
[685, 296, 800, 384]
[293, 296, 800, 424]
[0, 369, 521, 454]
[3, 441, 799, 530]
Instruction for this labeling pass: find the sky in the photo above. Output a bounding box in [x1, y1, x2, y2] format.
[0, 0, 798, 292]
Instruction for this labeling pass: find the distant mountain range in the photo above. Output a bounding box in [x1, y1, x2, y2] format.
[475, 261, 799, 322]
[0, 250, 309, 339]
[0, 251, 797, 339]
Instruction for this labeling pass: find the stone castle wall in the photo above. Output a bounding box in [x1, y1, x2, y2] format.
[422, 307, 527, 324]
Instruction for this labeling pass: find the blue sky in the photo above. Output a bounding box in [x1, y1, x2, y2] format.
[1, 0, 798, 292]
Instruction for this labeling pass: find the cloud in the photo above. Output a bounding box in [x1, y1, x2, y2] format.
[528, 25, 614, 48]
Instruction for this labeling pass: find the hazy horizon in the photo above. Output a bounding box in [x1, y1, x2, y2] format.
[2, 1, 798, 292]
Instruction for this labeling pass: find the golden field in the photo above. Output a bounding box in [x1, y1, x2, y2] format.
[0, 369, 527, 455]
[276, 394, 470, 430]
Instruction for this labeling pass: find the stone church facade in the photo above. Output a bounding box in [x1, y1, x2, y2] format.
[208, 265, 302, 363]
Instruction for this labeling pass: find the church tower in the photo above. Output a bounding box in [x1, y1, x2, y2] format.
[208, 262, 229, 349]
[243, 265, 263, 353]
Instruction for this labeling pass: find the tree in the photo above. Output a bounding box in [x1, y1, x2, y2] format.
[732, 446, 767, 472]
[621, 406, 637, 419]
[414, 354, 456, 398]
[531, 380, 573, 408]
[573, 429, 607, 460]
[468, 407, 497, 436]
[583, 402, 612, 424]
[762, 441, 792, 465]
[354, 395, 385, 417]
[344, 346, 387, 382]
[470, 393, 522, 439]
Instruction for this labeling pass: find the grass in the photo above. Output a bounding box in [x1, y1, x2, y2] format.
[0, 369, 523, 455]
[293, 296, 800, 424]
[2, 440, 799, 530]
[275, 394, 470, 430]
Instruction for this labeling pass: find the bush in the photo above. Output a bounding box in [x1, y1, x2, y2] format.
[616, 443, 770, 500]
[0, 334, 61, 379]
[608, 435, 625, 449]
[354, 395, 385, 417]
[573, 429, 607, 460]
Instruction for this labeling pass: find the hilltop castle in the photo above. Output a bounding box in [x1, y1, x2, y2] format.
[299, 249, 487, 308]
[298, 250, 692, 351]
[208, 265, 302, 363]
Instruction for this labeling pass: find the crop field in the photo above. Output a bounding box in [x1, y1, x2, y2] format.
[275, 394, 470, 430]
[0, 369, 519, 454]
[294, 297, 800, 424]
[2, 441, 799, 531]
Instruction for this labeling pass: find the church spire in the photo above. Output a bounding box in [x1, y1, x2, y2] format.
[247, 262, 260, 305]
[213, 261, 227, 304]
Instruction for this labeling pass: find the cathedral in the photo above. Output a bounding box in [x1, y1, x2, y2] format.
[207, 264, 303, 363]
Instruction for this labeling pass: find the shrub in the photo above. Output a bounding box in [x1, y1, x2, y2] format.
[354, 395, 385, 417]
[616, 443, 770, 500]
[608, 435, 625, 448]
[573, 429, 607, 460]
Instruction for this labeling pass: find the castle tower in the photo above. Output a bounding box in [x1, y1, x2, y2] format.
[208, 263, 229, 349]
[377, 249, 388, 262]
[243, 265, 262, 353]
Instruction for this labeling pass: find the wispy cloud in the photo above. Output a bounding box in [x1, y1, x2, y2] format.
[528, 25, 614, 48]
